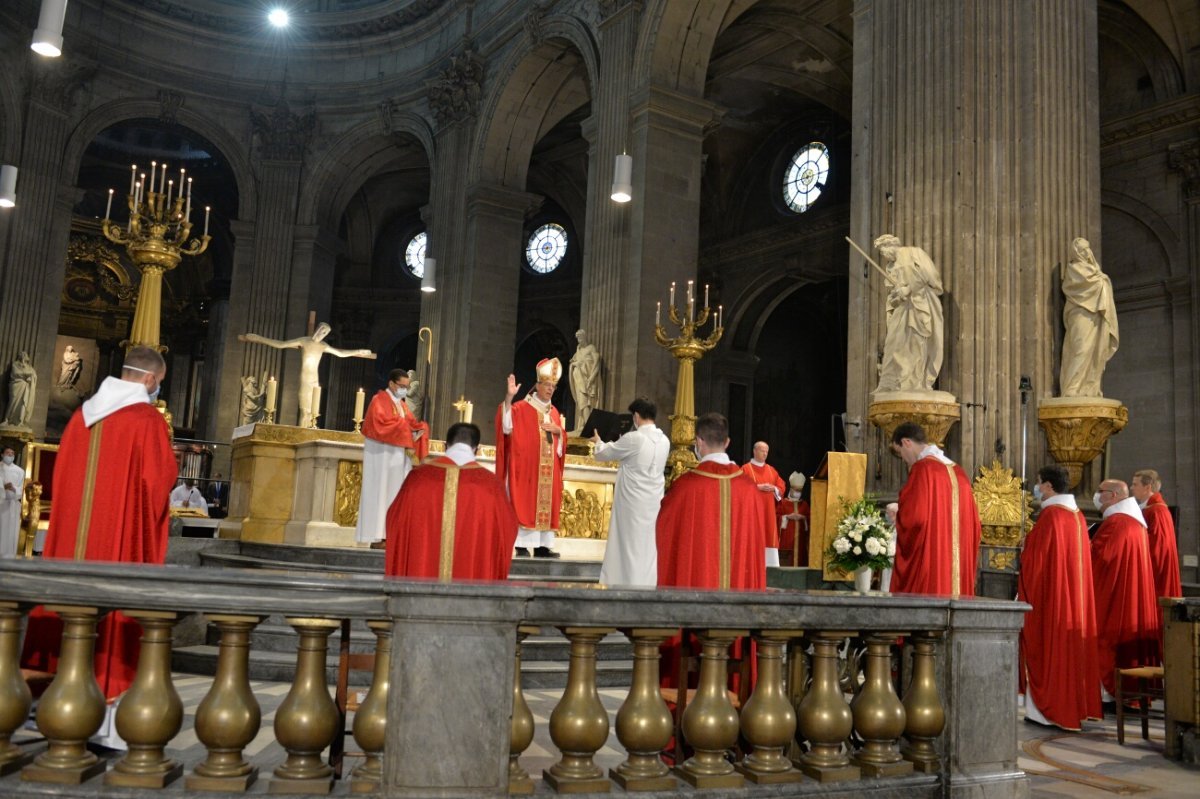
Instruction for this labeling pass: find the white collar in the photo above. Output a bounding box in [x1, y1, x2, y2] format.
[1040, 493, 1077, 511]
[919, 444, 954, 465]
[699, 452, 732, 465]
[444, 443, 476, 466]
[749, 459, 766, 468]
[82, 377, 151, 427]
[1102, 496, 1146, 526]
[525, 394, 551, 413]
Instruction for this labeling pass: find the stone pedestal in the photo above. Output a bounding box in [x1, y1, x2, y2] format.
[1036, 397, 1128, 490]
[868, 391, 961, 448]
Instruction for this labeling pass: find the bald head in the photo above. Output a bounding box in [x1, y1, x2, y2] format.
[1097, 479, 1128, 512]
[752, 441, 769, 463]
[122, 346, 166, 397]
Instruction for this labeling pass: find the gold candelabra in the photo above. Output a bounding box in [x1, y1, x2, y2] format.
[101, 162, 211, 351]
[654, 279, 723, 485]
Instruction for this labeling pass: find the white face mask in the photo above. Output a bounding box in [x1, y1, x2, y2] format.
[1032, 483, 1043, 502]
[1092, 492, 1104, 511]
[1, 455, 13, 465]
[395, 388, 408, 399]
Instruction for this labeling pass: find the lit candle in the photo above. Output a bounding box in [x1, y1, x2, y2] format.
[704, 283, 709, 308]
[464, 401, 473, 424]
[265, 376, 277, 414]
[185, 178, 192, 221]
[353, 387, 365, 422]
[129, 164, 137, 195]
[687, 279, 693, 304]
[104, 188, 113, 221]
[149, 162, 157, 194]
[311, 385, 322, 424]
[669, 281, 675, 307]
[167, 179, 173, 207]
[204, 206, 210, 237]
[160, 164, 167, 195]
[656, 300, 661, 325]
[718, 304, 724, 328]
[139, 175, 146, 204]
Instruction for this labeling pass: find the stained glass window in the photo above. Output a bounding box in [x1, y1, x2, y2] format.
[783, 142, 830, 213]
[525, 223, 568, 274]
[404, 231, 427, 278]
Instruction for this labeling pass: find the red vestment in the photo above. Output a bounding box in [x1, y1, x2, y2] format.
[1143, 494, 1182, 599]
[494, 398, 565, 530]
[893, 456, 981, 596]
[741, 462, 786, 548]
[385, 457, 518, 581]
[1017, 504, 1101, 729]
[21, 402, 177, 698]
[1091, 511, 1162, 696]
[777, 497, 810, 566]
[363, 389, 429, 461]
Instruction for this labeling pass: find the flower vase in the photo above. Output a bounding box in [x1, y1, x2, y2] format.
[853, 566, 873, 592]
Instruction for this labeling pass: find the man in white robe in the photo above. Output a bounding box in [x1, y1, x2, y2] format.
[1, 446, 24, 557]
[355, 369, 428, 547]
[170, 481, 209, 516]
[591, 398, 669, 586]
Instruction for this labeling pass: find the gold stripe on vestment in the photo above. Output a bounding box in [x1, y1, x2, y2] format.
[1074, 512, 1085, 614]
[944, 462, 960, 595]
[438, 465, 461, 583]
[692, 467, 736, 589]
[74, 421, 105, 561]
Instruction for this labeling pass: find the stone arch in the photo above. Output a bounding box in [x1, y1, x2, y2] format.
[1098, 0, 1185, 114]
[633, 0, 747, 94]
[60, 99, 256, 218]
[725, 275, 813, 354]
[470, 17, 598, 189]
[297, 112, 435, 231]
[1100, 189, 1182, 283]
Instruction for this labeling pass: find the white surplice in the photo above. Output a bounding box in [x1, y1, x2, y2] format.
[591, 423, 670, 586]
[0, 460, 24, 558]
[355, 394, 414, 544]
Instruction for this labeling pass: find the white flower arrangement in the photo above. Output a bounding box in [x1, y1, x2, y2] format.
[826, 495, 895, 573]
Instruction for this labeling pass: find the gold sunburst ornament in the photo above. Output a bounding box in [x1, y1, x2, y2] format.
[971, 460, 1031, 570]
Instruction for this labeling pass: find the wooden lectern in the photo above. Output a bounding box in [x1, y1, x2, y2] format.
[807, 451, 868, 581]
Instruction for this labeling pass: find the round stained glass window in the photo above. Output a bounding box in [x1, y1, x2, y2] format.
[404, 231, 427, 278]
[525, 223, 568, 274]
[783, 142, 830, 213]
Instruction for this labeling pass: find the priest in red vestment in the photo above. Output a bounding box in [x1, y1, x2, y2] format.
[777, 471, 810, 567]
[890, 422, 981, 596]
[355, 368, 430, 547]
[21, 346, 177, 700]
[1018, 464, 1101, 729]
[1131, 469, 1182, 599]
[1091, 479, 1162, 699]
[495, 360, 565, 558]
[386, 423, 517, 581]
[741, 440, 787, 567]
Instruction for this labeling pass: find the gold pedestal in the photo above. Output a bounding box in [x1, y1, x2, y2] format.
[868, 391, 960, 447]
[1037, 397, 1128, 490]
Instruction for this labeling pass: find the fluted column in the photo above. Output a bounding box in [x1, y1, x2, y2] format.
[543, 626, 615, 793]
[795, 630, 859, 782]
[23, 605, 108, 784]
[350, 620, 392, 794]
[675, 629, 745, 789]
[0, 603, 33, 777]
[610, 628, 676, 791]
[848, 0, 1101, 485]
[106, 611, 184, 788]
[738, 630, 803, 784]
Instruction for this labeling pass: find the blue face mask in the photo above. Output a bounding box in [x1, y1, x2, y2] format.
[148, 383, 161, 402]
[1032, 483, 1043, 502]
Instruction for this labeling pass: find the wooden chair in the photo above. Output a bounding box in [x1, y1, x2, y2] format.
[329, 619, 377, 779]
[1114, 665, 1164, 745]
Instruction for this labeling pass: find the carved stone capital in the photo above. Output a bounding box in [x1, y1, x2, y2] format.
[1168, 138, 1200, 204]
[867, 394, 961, 449]
[250, 100, 315, 162]
[426, 47, 484, 128]
[1036, 399, 1128, 489]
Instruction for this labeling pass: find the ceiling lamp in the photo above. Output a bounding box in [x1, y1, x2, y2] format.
[0, 165, 17, 208]
[610, 153, 633, 203]
[268, 8, 290, 28]
[31, 0, 68, 57]
[421, 258, 437, 293]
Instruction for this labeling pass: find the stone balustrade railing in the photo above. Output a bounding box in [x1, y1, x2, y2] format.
[0, 560, 1029, 797]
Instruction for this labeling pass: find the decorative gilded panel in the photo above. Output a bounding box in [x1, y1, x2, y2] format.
[335, 460, 363, 528]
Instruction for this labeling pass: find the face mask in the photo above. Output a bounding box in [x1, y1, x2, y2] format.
[1, 455, 13, 465]
[148, 383, 161, 402]
[395, 388, 408, 400]
[1092, 492, 1104, 511]
[1032, 484, 1043, 502]
[693, 445, 701, 460]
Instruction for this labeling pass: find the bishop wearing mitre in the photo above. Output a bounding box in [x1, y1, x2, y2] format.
[495, 358, 566, 558]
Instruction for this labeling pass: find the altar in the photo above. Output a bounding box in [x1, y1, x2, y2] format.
[217, 423, 618, 558]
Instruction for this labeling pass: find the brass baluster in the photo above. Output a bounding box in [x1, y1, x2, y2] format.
[610, 628, 676, 791]
[509, 624, 540, 795]
[785, 635, 810, 763]
[22, 605, 108, 784]
[795, 629, 859, 782]
[543, 626, 615, 793]
[270, 617, 341, 794]
[187, 614, 265, 792]
[0, 603, 33, 776]
[350, 620, 391, 794]
[106, 611, 184, 788]
[675, 629, 746, 789]
[738, 629, 804, 784]
[902, 630, 945, 773]
[851, 632, 913, 777]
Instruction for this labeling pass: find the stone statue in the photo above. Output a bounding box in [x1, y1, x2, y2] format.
[1059, 237, 1118, 397]
[569, 328, 603, 434]
[239, 372, 267, 426]
[2, 351, 36, 428]
[874, 234, 944, 393]
[57, 345, 82, 389]
[239, 322, 376, 427]
[405, 369, 425, 421]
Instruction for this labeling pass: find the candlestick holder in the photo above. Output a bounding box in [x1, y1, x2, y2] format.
[654, 288, 723, 486]
[264, 410, 276, 425]
[353, 418, 363, 434]
[101, 163, 210, 352]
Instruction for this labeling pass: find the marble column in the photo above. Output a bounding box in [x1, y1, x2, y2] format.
[578, 1, 641, 411]
[212, 219, 257, 448]
[848, 0, 1100, 486]
[199, 278, 230, 447]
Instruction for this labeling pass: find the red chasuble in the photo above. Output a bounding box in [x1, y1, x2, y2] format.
[1091, 512, 1162, 696]
[385, 457, 518, 581]
[363, 389, 430, 461]
[777, 497, 810, 566]
[741, 462, 786, 548]
[1143, 494, 1182, 599]
[494, 397, 565, 530]
[1018, 504, 1101, 729]
[893, 456, 981, 596]
[21, 403, 177, 699]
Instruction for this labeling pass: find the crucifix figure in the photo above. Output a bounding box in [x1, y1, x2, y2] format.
[239, 322, 376, 427]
